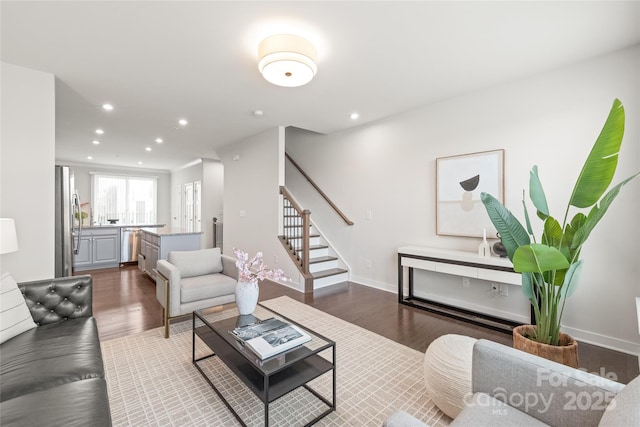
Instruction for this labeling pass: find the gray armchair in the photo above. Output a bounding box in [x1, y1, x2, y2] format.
[155, 247, 238, 338]
[384, 339, 639, 427]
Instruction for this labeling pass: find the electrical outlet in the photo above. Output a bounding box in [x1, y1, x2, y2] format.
[462, 277, 471, 288]
[490, 283, 499, 293]
[499, 284, 508, 296]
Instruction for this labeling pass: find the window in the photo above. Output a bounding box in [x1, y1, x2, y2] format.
[92, 174, 157, 225]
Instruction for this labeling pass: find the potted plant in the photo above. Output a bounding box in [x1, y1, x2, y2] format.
[481, 99, 639, 367]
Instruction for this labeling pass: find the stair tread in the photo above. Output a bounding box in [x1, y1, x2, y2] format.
[309, 256, 338, 264]
[308, 244, 328, 250]
[312, 268, 348, 279]
[292, 245, 329, 254]
[286, 234, 320, 239]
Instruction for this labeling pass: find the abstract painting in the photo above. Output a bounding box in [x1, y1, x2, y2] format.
[436, 149, 504, 238]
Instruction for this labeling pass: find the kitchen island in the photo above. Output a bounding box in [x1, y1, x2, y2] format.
[139, 227, 202, 279]
[73, 223, 164, 271]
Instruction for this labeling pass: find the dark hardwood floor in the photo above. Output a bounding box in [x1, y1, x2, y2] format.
[86, 265, 639, 384]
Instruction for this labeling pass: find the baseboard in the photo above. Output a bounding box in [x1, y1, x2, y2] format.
[560, 325, 640, 358]
[350, 275, 396, 294]
[350, 276, 640, 358]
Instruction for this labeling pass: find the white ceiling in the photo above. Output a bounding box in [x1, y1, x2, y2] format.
[2, 1, 639, 171]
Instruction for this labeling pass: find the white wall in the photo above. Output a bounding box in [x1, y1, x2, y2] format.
[1, 63, 55, 281]
[66, 163, 171, 226]
[219, 127, 304, 291]
[286, 45, 640, 354]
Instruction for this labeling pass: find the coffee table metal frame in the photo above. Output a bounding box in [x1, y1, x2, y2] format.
[192, 304, 336, 426]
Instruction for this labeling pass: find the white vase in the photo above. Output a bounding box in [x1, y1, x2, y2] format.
[235, 281, 259, 315]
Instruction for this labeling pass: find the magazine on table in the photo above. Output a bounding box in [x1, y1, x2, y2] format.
[230, 317, 311, 359]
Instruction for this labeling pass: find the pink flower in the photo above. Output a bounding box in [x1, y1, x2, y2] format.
[233, 248, 285, 286]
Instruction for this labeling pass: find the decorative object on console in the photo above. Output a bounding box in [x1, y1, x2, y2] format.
[436, 149, 504, 238]
[492, 232, 508, 257]
[478, 228, 491, 257]
[481, 99, 640, 366]
[233, 248, 285, 315]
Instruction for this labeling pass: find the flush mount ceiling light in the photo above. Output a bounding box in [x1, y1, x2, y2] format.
[258, 34, 317, 87]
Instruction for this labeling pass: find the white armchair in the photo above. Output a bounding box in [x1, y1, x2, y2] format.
[155, 248, 238, 338]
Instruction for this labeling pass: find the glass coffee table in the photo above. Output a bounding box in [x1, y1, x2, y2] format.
[192, 304, 336, 426]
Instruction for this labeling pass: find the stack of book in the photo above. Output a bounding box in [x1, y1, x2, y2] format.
[230, 317, 311, 359]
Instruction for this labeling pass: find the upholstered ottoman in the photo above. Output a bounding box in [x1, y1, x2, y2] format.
[423, 334, 477, 418]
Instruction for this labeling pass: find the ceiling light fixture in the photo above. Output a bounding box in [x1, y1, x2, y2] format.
[145, 147, 152, 152]
[258, 34, 317, 87]
[178, 119, 188, 126]
[155, 138, 163, 143]
[92, 140, 100, 145]
[350, 112, 360, 120]
[95, 129, 104, 135]
[102, 103, 114, 111]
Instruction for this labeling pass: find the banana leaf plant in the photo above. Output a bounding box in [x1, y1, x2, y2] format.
[481, 99, 639, 346]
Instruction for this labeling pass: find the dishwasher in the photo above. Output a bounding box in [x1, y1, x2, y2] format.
[121, 227, 141, 264]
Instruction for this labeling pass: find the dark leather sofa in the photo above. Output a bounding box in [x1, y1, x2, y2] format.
[0, 275, 112, 426]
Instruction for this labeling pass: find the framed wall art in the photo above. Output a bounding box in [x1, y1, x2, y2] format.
[436, 149, 504, 238]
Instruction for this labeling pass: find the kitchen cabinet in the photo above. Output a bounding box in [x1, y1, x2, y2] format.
[139, 227, 201, 279]
[73, 227, 120, 271]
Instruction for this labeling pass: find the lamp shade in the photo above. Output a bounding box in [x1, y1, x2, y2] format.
[0, 218, 19, 254]
[258, 34, 318, 87]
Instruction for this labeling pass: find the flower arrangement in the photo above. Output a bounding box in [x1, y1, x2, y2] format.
[233, 248, 285, 286]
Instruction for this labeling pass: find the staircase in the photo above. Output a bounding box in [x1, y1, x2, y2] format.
[280, 194, 349, 290]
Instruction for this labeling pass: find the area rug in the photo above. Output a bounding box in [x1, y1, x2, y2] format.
[101, 296, 451, 426]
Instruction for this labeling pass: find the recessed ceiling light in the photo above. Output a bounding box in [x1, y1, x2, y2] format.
[102, 103, 114, 111]
[92, 140, 100, 145]
[145, 147, 152, 152]
[87, 156, 93, 160]
[155, 138, 163, 143]
[350, 112, 360, 120]
[95, 129, 104, 135]
[253, 110, 264, 117]
[138, 161, 143, 165]
[178, 119, 188, 126]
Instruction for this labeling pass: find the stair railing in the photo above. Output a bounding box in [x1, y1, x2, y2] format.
[279, 186, 313, 292]
[286, 152, 354, 226]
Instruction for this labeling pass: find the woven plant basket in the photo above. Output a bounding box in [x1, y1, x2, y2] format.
[513, 325, 579, 368]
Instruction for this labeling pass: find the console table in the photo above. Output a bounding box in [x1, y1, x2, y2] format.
[397, 246, 531, 332]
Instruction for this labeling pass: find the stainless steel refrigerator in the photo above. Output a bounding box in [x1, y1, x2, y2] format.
[55, 165, 82, 277]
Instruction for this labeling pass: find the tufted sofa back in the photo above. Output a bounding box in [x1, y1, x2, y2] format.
[18, 275, 93, 325]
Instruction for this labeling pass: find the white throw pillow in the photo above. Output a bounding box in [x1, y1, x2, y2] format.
[1, 272, 37, 344]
